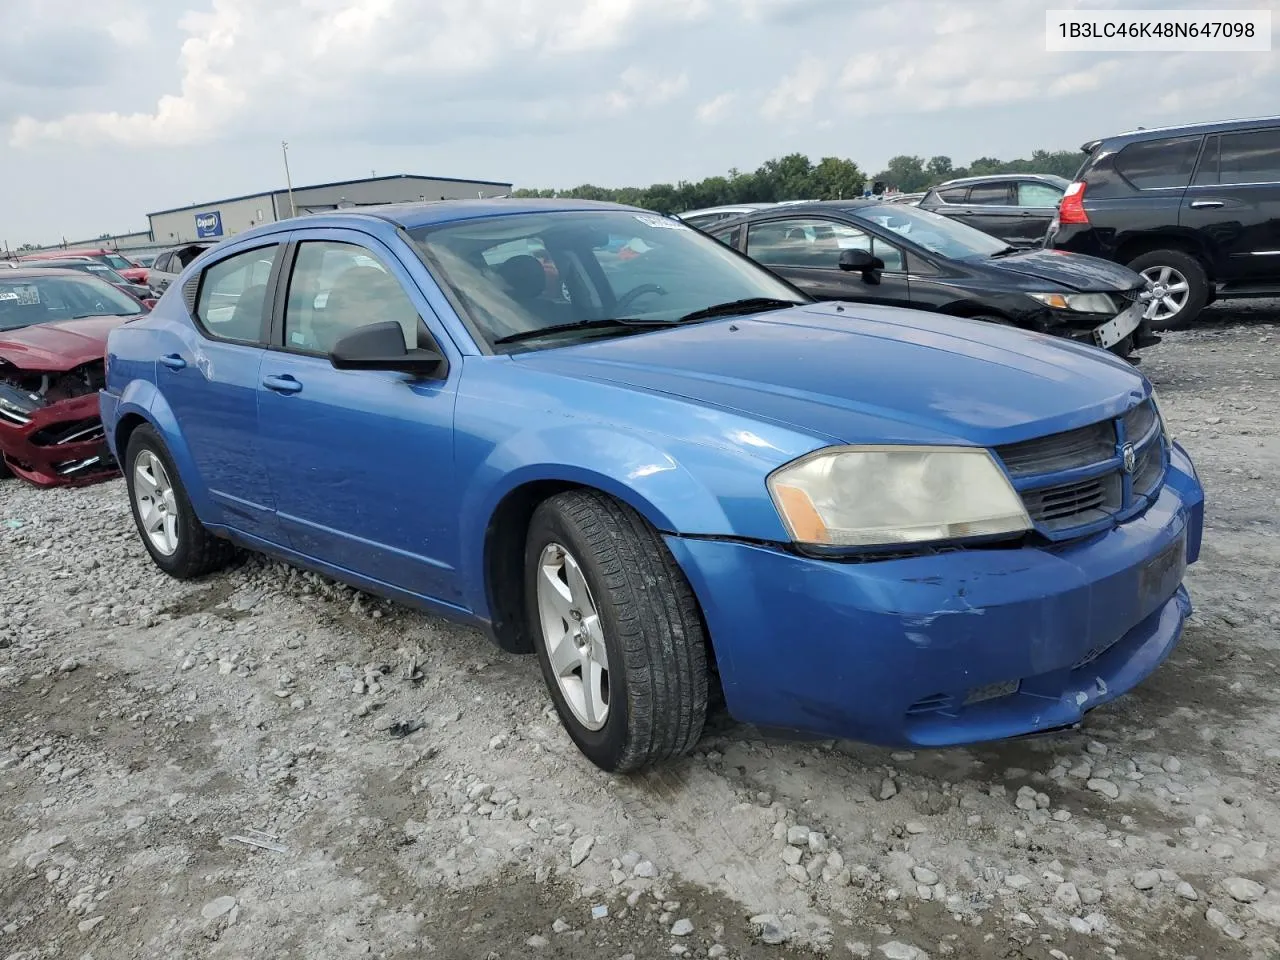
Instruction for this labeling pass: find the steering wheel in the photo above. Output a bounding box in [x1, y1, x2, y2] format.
[615, 283, 667, 314]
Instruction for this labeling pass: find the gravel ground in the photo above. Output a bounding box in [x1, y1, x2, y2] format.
[2, 301, 1279, 960]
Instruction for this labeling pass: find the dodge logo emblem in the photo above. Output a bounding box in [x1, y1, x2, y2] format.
[1122, 442, 1136, 474]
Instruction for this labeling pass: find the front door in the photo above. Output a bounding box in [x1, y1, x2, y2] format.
[1182, 127, 1280, 284]
[255, 232, 463, 605]
[158, 241, 284, 542]
[743, 215, 912, 307]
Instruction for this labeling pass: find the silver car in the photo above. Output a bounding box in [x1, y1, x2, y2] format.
[147, 242, 218, 292]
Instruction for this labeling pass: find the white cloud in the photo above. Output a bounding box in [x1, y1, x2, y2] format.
[696, 92, 736, 123]
[8, 0, 707, 148]
[760, 60, 827, 121]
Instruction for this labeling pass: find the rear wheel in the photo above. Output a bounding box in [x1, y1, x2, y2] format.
[524, 490, 708, 773]
[124, 424, 236, 579]
[1126, 250, 1209, 331]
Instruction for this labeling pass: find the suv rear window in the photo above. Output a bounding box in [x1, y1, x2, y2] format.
[1114, 135, 1202, 190]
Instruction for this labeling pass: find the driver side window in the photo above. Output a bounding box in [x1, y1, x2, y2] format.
[283, 241, 420, 354]
[746, 218, 869, 269]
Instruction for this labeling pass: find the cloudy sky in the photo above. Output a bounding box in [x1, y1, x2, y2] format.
[1, 0, 1276, 246]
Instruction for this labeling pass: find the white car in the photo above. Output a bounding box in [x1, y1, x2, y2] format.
[675, 204, 777, 230]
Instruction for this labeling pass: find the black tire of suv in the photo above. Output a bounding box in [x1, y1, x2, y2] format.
[524, 490, 709, 773]
[1125, 250, 1210, 332]
[124, 424, 237, 579]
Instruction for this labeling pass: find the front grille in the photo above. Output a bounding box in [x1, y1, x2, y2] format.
[994, 399, 1167, 540]
[1117, 285, 1146, 305]
[1022, 474, 1122, 531]
[29, 418, 104, 447]
[997, 421, 1115, 477]
[1123, 401, 1157, 444]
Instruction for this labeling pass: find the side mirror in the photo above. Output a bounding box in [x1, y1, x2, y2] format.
[838, 248, 885, 278]
[329, 320, 446, 378]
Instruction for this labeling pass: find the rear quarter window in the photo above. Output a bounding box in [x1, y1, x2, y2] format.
[1114, 135, 1202, 190]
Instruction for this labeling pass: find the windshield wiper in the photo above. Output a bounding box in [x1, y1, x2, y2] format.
[675, 297, 804, 323]
[493, 317, 676, 345]
[989, 245, 1020, 258]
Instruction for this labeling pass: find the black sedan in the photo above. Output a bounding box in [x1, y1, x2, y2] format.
[706, 201, 1160, 359]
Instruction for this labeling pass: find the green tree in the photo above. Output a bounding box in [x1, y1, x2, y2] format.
[874, 155, 930, 193]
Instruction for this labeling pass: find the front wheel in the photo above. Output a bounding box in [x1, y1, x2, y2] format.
[124, 424, 237, 579]
[524, 490, 709, 773]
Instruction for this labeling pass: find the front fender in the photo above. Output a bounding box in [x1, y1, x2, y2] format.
[456, 423, 790, 617]
[107, 379, 218, 523]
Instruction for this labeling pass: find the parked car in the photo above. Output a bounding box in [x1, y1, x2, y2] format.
[918, 174, 1070, 248]
[19, 247, 150, 286]
[1044, 116, 1280, 330]
[0, 268, 145, 486]
[675, 203, 775, 229]
[706, 200, 1159, 358]
[23, 257, 156, 306]
[100, 199, 1203, 773]
[147, 241, 218, 292]
[131, 253, 158, 269]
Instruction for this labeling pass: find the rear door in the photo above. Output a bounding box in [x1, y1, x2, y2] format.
[743, 215, 911, 307]
[1012, 180, 1066, 245]
[946, 182, 1020, 242]
[157, 240, 285, 542]
[1181, 126, 1280, 283]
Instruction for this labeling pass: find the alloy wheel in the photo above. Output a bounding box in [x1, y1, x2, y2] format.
[535, 542, 610, 731]
[133, 449, 180, 556]
[1139, 265, 1191, 324]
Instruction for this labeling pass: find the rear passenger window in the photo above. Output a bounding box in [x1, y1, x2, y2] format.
[1017, 182, 1065, 207]
[1115, 135, 1202, 190]
[195, 245, 279, 343]
[1218, 128, 1280, 185]
[967, 183, 1012, 205]
[937, 187, 967, 203]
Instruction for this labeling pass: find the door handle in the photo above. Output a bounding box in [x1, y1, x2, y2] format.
[1189, 200, 1225, 209]
[262, 374, 303, 395]
[160, 354, 187, 370]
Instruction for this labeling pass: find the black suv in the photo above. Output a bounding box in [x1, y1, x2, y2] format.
[1045, 116, 1280, 329]
[919, 174, 1069, 249]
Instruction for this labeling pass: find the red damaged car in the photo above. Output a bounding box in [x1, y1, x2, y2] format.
[0, 268, 146, 486]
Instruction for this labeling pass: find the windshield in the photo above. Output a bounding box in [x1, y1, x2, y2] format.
[47, 263, 129, 284]
[102, 254, 134, 271]
[409, 209, 805, 350]
[0, 274, 141, 330]
[854, 203, 1010, 259]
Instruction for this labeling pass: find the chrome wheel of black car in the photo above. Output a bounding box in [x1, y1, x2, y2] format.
[1127, 250, 1209, 331]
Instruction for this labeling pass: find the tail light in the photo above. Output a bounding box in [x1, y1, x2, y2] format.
[1058, 181, 1089, 224]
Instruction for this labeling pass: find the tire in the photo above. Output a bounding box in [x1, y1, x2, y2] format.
[0, 456, 11, 480]
[524, 490, 709, 773]
[123, 423, 236, 579]
[1125, 249, 1210, 331]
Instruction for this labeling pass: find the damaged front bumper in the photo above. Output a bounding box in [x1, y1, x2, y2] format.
[664, 443, 1204, 748]
[0, 384, 117, 486]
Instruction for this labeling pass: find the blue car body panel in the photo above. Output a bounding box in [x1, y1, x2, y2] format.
[100, 199, 1206, 748]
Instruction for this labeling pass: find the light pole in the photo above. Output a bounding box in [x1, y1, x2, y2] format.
[282, 140, 297, 218]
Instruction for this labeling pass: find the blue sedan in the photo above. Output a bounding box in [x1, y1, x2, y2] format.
[99, 199, 1205, 772]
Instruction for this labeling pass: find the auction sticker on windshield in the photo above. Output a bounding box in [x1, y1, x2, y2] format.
[0, 285, 40, 305]
[633, 214, 687, 230]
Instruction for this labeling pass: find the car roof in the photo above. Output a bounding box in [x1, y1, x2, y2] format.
[930, 173, 1068, 189]
[678, 203, 775, 216]
[1, 267, 91, 280]
[1084, 115, 1280, 152]
[219, 198, 658, 246]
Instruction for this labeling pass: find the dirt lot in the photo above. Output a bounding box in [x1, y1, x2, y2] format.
[2, 302, 1279, 960]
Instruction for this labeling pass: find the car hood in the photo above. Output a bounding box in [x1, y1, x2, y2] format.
[120, 267, 149, 283]
[515, 302, 1148, 448]
[976, 248, 1143, 293]
[0, 314, 131, 370]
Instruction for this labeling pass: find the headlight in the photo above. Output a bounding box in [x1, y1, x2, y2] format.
[767, 445, 1032, 549]
[1028, 292, 1116, 314]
